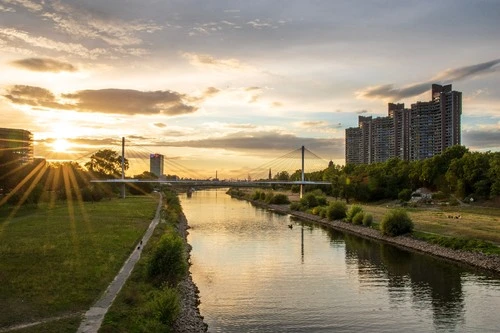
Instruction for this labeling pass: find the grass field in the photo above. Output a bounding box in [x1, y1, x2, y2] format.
[239, 188, 500, 247]
[361, 203, 500, 245]
[0, 195, 158, 330]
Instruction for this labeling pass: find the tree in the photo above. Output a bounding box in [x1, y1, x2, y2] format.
[85, 149, 129, 178]
[129, 171, 158, 195]
[274, 171, 290, 181]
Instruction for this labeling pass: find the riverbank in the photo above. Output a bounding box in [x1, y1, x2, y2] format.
[173, 213, 208, 333]
[248, 199, 500, 274]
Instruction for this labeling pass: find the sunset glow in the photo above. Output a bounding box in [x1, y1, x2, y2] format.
[0, 1, 498, 177]
[51, 138, 71, 153]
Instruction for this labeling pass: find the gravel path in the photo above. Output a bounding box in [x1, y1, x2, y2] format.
[77, 193, 163, 333]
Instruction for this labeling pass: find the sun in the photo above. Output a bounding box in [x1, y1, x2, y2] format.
[52, 138, 72, 152]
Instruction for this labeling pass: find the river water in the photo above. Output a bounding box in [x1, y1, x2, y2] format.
[181, 189, 500, 332]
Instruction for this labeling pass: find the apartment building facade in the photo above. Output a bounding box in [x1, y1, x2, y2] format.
[345, 84, 461, 164]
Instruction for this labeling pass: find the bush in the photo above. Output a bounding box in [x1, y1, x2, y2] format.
[147, 234, 187, 286]
[362, 213, 373, 227]
[352, 212, 364, 225]
[380, 209, 414, 236]
[327, 201, 347, 220]
[147, 287, 180, 327]
[316, 196, 328, 206]
[319, 208, 327, 218]
[264, 192, 274, 203]
[346, 205, 363, 223]
[252, 190, 262, 200]
[398, 189, 412, 202]
[300, 193, 318, 208]
[311, 206, 321, 215]
[290, 202, 301, 211]
[432, 191, 448, 200]
[291, 185, 300, 193]
[269, 193, 290, 204]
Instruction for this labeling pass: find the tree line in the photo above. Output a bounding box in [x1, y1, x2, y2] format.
[1, 145, 498, 207]
[277, 145, 499, 203]
[0, 149, 161, 207]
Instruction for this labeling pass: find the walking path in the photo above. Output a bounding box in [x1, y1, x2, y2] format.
[77, 193, 163, 333]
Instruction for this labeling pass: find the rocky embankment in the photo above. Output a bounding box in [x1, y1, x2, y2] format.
[173, 214, 208, 333]
[266, 203, 500, 274]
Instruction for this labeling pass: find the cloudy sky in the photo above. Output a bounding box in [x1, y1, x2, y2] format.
[1, 0, 499, 178]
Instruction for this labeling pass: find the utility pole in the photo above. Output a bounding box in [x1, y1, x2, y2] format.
[121, 137, 125, 199]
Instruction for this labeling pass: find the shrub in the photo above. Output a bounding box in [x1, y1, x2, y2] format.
[432, 191, 448, 200]
[316, 196, 328, 206]
[300, 193, 318, 208]
[346, 205, 363, 223]
[327, 201, 347, 221]
[252, 190, 262, 200]
[398, 189, 412, 202]
[147, 287, 180, 327]
[319, 208, 327, 218]
[269, 193, 290, 204]
[380, 209, 414, 236]
[290, 202, 301, 211]
[291, 185, 300, 193]
[259, 192, 266, 200]
[147, 233, 187, 286]
[352, 212, 364, 225]
[264, 192, 274, 203]
[311, 207, 321, 215]
[362, 213, 373, 227]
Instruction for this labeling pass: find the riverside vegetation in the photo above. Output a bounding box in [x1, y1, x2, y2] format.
[100, 189, 188, 333]
[228, 188, 500, 257]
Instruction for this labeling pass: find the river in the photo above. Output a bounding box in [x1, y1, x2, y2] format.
[181, 189, 500, 332]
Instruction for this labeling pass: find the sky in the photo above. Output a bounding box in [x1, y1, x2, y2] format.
[0, 0, 499, 178]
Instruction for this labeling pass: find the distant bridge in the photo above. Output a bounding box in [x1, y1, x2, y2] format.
[90, 138, 331, 198]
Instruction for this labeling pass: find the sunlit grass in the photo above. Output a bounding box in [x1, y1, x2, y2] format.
[0, 195, 158, 329]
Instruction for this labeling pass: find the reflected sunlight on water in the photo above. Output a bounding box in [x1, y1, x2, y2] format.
[182, 189, 500, 333]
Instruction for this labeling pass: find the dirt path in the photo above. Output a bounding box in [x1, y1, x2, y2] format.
[77, 193, 163, 333]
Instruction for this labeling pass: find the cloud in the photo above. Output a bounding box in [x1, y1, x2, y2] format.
[356, 110, 368, 114]
[462, 128, 500, 149]
[154, 123, 167, 128]
[62, 89, 196, 115]
[3, 85, 69, 109]
[227, 123, 257, 129]
[3, 85, 214, 116]
[10, 57, 77, 72]
[358, 58, 500, 101]
[182, 52, 252, 71]
[300, 121, 328, 128]
[357, 82, 430, 101]
[157, 130, 344, 157]
[43, 1, 162, 47]
[3, 0, 42, 12]
[0, 27, 108, 59]
[434, 58, 500, 82]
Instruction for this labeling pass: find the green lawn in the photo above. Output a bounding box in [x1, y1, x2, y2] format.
[361, 204, 500, 245]
[0, 195, 158, 329]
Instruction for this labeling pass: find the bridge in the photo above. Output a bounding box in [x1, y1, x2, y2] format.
[89, 137, 331, 198]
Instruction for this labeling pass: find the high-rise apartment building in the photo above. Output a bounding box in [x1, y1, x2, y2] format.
[0, 127, 33, 164]
[345, 84, 461, 164]
[149, 153, 164, 177]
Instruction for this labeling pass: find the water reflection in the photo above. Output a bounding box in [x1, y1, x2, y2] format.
[342, 232, 465, 331]
[183, 190, 500, 333]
